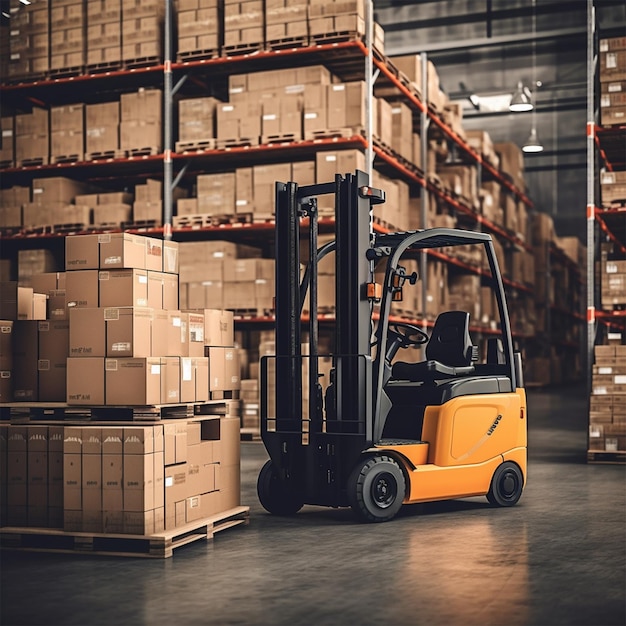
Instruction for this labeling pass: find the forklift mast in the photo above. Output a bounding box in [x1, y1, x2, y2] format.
[273, 171, 377, 432]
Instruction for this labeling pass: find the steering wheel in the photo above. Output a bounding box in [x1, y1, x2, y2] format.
[388, 322, 429, 348]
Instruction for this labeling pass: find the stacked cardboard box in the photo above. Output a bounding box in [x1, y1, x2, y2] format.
[122, 0, 164, 63]
[85, 101, 121, 159]
[589, 345, 626, 453]
[23, 177, 91, 230]
[50, 104, 84, 163]
[177, 97, 221, 149]
[309, 0, 384, 54]
[74, 191, 134, 228]
[600, 170, 626, 208]
[599, 37, 626, 127]
[494, 142, 526, 195]
[601, 259, 626, 309]
[133, 179, 164, 225]
[223, 0, 264, 51]
[15, 108, 49, 167]
[1, 415, 241, 533]
[0, 321, 13, 403]
[8, 0, 49, 80]
[0, 186, 29, 230]
[177, 0, 220, 59]
[49, 0, 85, 74]
[86, 0, 123, 68]
[0, 117, 15, 168]
[265, 0, 308, 44]
[388, 53, 447, 112]
[178, 240, 262, 311]
[120, 89, 163, 154]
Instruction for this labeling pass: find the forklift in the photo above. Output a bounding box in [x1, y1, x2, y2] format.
[257, 170, 527, 522]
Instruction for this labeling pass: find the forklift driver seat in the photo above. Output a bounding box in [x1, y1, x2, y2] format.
[392, 311, 478, 382]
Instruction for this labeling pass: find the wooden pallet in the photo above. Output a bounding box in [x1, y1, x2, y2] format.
[600, 200, 626, 210]
[50, 153, 83, 165]
[215, 136, 258, 150]
[127, 146, 161, 158]
[121, 219, 161, 231]
[2, 399, 235, 422]
[48, 66, 84, 79]
[175, 138, 216, 154]
[84, 149, 127, 162]
[85, 61, 124, 75]
[124, 55, 161, 69]
[177, 48, 220, 62]
[221, 42, 264, 57]
[310, 30, 364, 46]
[261, 132, 301, 145]
[0, 506, 250, 559]
[266, 36, 308, 51]
[173, 213, 214, 229]
[51, 222, 90, 234]
[587, 450, 626, 464]
[304, 127, 358, 142]
[0, 159, 14, 169]
[18, 156, 49, 167]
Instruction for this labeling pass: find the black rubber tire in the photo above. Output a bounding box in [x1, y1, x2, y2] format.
[257, 460, 304, 516]
[487, 462, 524, 507]
[348, 455, 406, 523]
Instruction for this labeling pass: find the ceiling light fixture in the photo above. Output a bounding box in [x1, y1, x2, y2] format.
[509, 81, 533, 112]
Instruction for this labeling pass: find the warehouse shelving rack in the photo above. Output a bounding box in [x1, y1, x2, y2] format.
[585, 0, 626, 463]
[1, 1, 543, 354]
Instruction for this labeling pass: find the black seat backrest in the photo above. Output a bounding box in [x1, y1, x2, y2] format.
[425, 311, 474, 367]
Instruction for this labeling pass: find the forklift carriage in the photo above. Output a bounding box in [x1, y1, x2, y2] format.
[258, 170, 527, 522]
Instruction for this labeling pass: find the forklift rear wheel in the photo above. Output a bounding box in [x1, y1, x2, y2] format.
[487, 462, 523, 507]
[257, 460, 304, 516]
[348, 455, 406, 523]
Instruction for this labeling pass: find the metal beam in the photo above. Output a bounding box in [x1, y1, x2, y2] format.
[385, 27, 585, 55]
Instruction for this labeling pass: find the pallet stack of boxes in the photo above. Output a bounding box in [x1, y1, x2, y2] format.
[122, 0, 165, 65]
[49, 0, 85, 75]
[86, 0, 123, 70]
[7, 0, 49, 81]
[0, 231, 243, 534]
[599, 36, 626, 128]
[589, 343, 626, 454]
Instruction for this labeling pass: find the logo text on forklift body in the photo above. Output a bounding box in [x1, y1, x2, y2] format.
[487, 414, 503, 436]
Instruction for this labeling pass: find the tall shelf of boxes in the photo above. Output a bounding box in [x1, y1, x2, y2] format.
[586, 1, 626, 463]
[0, 2, 582, 426]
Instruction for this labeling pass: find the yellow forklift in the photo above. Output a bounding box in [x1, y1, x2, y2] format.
[258, 170, 527, 522]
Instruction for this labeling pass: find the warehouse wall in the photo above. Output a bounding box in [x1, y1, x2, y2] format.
[375, 0, 626, 240]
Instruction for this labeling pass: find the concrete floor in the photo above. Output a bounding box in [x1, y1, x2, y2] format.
[1, 385, 625, 626]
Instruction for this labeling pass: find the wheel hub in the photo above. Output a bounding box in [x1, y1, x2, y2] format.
[372, 472, 397, 508]
[502, 473, 516, 497]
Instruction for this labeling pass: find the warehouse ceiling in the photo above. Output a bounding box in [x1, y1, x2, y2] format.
[375, 0, 626, 239]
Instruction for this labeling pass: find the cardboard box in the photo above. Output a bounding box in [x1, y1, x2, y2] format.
[99, 233, 147, 269]
[12, 321, 39, 401]
[66, 357, 105, 405]
[105, 357, 161, 405]
[161, 356, 180, 403]
[105, 306, 153, 357]
[65, 270, 100, 309]
[202, 309, 234, 346]
[163, 240, 179, 274]
[66, 234, 100, 270]
[69, 308, 106, 357]
[99, 269, 149, 307]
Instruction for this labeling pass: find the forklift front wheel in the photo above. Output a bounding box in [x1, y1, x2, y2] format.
[348, 455, 406, 523]
[257, 460, 304, 516]
[487, 462, 524, 507]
